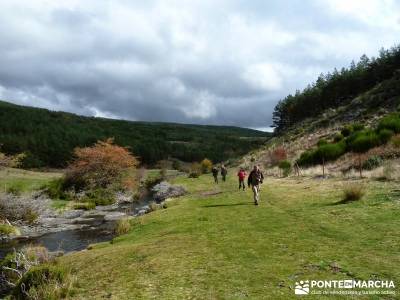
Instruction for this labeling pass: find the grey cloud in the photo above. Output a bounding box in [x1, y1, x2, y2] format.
[0, 0, 399, 127]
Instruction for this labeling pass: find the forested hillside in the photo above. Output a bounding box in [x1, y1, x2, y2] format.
[0, 101, 269, 168]
[273, 45, 400, 132]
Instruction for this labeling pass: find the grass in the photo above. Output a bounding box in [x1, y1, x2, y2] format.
[114, 218, 132, 236]
[0, 223, 20, 236]
[340, 184, 365, 204]
[54, 173, 400, 299]
[0, 168, 62, 194]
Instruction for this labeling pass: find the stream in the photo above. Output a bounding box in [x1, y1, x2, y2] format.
[0, 196, 154, 259]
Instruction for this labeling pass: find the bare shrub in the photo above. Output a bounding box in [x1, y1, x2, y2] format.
[270, 147, 287, 165]
[0, 193, 47, 224]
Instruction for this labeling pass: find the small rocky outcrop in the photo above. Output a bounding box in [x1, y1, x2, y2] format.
[151, 181, 187, 202]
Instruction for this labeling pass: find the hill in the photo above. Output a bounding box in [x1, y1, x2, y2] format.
[0, 100, 270, 168]
[272, 45, 400, 133]
[242, 44, 400, 178]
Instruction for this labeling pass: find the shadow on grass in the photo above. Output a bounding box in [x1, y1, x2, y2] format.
[202, 202, 251, 208]
[328, 199, 359, 206]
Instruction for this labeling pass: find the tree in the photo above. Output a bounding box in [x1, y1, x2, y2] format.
[66, 138, 139, 189]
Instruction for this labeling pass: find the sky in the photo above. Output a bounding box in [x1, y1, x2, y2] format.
[0, 0, 399, 130]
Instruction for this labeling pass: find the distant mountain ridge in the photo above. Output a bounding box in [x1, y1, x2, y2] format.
[0, 100, 270, 168]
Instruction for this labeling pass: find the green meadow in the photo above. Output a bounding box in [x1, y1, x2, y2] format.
[56, 173, 400, 299]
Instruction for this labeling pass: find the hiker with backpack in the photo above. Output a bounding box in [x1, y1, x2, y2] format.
[221, 164, 228, 182]
[248, 165, 264, 205]
[237, 168, 247, 191]
[212, 166, 219, 184]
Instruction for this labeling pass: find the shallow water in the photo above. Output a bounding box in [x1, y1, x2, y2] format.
[0, 195, 154, 259]
[0, 223, 115, 259]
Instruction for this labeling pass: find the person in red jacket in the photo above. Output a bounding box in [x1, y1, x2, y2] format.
[237, 168, 247, 191]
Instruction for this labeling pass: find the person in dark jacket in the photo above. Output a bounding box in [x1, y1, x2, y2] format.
[247, 165, 264, 205]
[212, 166, 219, 184]
[221, 165, 228, 182]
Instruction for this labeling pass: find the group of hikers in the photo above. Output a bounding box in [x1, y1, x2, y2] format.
[211, 164, 264, 205]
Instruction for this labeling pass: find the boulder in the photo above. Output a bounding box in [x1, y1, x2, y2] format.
[151, 181, 186, 202]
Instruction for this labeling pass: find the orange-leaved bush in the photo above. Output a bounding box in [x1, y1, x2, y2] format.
[66, 138, 139, 189]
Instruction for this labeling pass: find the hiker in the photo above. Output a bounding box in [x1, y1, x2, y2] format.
[248, 165, 264, 205]
[212, 166, 219, 184]
[221, 164, 227, 182]
[237, 168, 247, 191]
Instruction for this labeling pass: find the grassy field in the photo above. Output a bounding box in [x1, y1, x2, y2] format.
[57, 172, 400, 299]
[0, 168, 61, 194]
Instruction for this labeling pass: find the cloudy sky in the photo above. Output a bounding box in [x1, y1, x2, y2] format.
[0, 0, 399, 129]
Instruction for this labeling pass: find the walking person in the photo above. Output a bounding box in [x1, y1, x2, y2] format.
[212, 166, 219, 184]
[221, 164, 228, 182]
[237, 168, 247, 191]
[248, 165, 264, 205]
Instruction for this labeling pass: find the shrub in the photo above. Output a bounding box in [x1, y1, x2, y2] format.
[114, 218, 131, 236]
[149, 201, 161, 212]
[391, 134, 400, 148]
[278, 160, 291, 177]
[65, 138, 138, 190]
[352, 123, 365, 131]
[73, 201, 96, 210]
[270, 147, 287, 165]
[297, 150, 315, 167]
[342, 184, 365, 203]
[188, 162, 201, 178]
[13, 265, 74, 300]
[6, 185, 21, 196]
[172, 159, 181, 170]
[81, 188, 115, 206]
[0, 194, 40, 223]
[0, 224, 20, 236]
[315, 142, 346, 162]
[378, 113, 400, 133]
[22, 208, 39, 224]
[382, 162, 395, 180]
[317, 139, 328, 147]
[362, 155, 383, 170]
[200, 158, 213, 174]
[144, 174, 163, 189]
[333, 133, 344, 142]
[378, 129, 394, 144]
[347, 130, 380, 153]
[44, 178, 69, 200]
[341, 125, 353, 137]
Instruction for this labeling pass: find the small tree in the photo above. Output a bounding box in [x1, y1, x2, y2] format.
[200, 158, 213, 174]
[349, 133, 379, 178]
[66, 138, 138, 189]
[315, 143, 345, 177]
[278, 160, 291, 177]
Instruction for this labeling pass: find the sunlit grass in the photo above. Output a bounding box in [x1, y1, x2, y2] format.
[58, 173, 400, 299]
